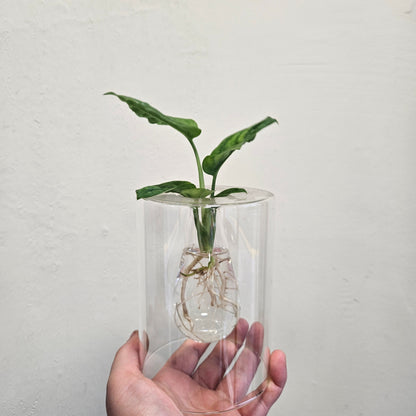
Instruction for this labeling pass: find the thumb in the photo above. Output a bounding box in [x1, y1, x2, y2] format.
[110, 330, 147, 377]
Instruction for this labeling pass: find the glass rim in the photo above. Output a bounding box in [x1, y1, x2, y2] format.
[141, 186, 274, 207]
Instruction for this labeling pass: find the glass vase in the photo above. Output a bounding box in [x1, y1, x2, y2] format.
[137, 187, 274, 414]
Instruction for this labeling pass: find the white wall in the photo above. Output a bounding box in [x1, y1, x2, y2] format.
[1, 1, 415, 415]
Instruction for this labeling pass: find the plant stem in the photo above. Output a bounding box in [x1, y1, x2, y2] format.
[189, 139, 205, 189]
[210, 173, 218, 197]
[193, 207, 216, 253]
[189, 140, 218, 254]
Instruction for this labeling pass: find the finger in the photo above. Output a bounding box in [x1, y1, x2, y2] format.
[192, 318, 249, 389]
[109, 330, 147, 376]
[269, 349, 287, 391]
[163, 339, 209, 375]
[240, 349, 287, 416]
[217, 321, 264, 401]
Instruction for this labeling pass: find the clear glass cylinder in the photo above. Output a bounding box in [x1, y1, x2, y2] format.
[137, 187, 274, 414]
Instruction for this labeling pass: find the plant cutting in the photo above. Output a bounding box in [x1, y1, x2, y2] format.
[105, 92, 277, 343]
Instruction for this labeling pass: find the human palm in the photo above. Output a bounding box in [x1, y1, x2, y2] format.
[106, 320, 286, 416]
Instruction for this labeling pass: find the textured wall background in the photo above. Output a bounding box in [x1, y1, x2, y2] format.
[1, 1, 415, 415]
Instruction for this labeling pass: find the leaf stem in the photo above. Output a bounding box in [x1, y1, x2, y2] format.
[210, 174, 218, 198]
[189, 140, 205, 189]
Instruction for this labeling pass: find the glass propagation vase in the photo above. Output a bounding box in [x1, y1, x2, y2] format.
[136, 187, 275, 414]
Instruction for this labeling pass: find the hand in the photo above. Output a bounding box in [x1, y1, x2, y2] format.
[106, 320, 287, 416]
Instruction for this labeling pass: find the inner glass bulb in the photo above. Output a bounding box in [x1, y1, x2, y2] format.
[174, 246, 240, 343]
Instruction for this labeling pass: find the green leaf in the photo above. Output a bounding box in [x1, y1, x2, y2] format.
[136, 181, 196, 200]
[214, 188, 247, 198]
[180, 188, 212, 198]
[202, 117, 277, 177]
[104, 92, 201, 141]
